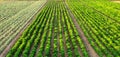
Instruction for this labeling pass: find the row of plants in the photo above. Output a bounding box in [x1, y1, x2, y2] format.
[58, 0, 89, 56]
[80, 0, 120, 22]
[66, 0, 120, 57]
[0, 1, 34, 23]
[0, 1, 46, 54]
[6, 0, 89, 57]
[6, 3, 50, 57]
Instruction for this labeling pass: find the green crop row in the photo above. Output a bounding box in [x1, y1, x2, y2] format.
[66, 0, 120, 57]
[0, 1, 34, 23]
[6, 0, 89, 57]
[80, 0, 120, 22]
[0, 1, 46, 54]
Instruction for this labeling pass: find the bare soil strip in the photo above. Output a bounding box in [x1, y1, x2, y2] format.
[0, 1, 47, 57]
[64, 1, 99, 57]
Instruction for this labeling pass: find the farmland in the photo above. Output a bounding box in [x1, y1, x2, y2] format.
[0, 0, 120, 57]
[0, 0, 46, 55]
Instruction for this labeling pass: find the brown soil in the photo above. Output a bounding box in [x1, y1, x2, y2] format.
[0, 1, 47, 57]
[64, 1, 99, 57]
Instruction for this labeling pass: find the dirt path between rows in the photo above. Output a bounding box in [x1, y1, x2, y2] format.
[0, 1, 47, 57]
[63, 1, 99, 57]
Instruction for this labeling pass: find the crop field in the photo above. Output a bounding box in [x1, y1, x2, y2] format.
[0, 0, 120, 57]
[0, 0, 46, 55]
